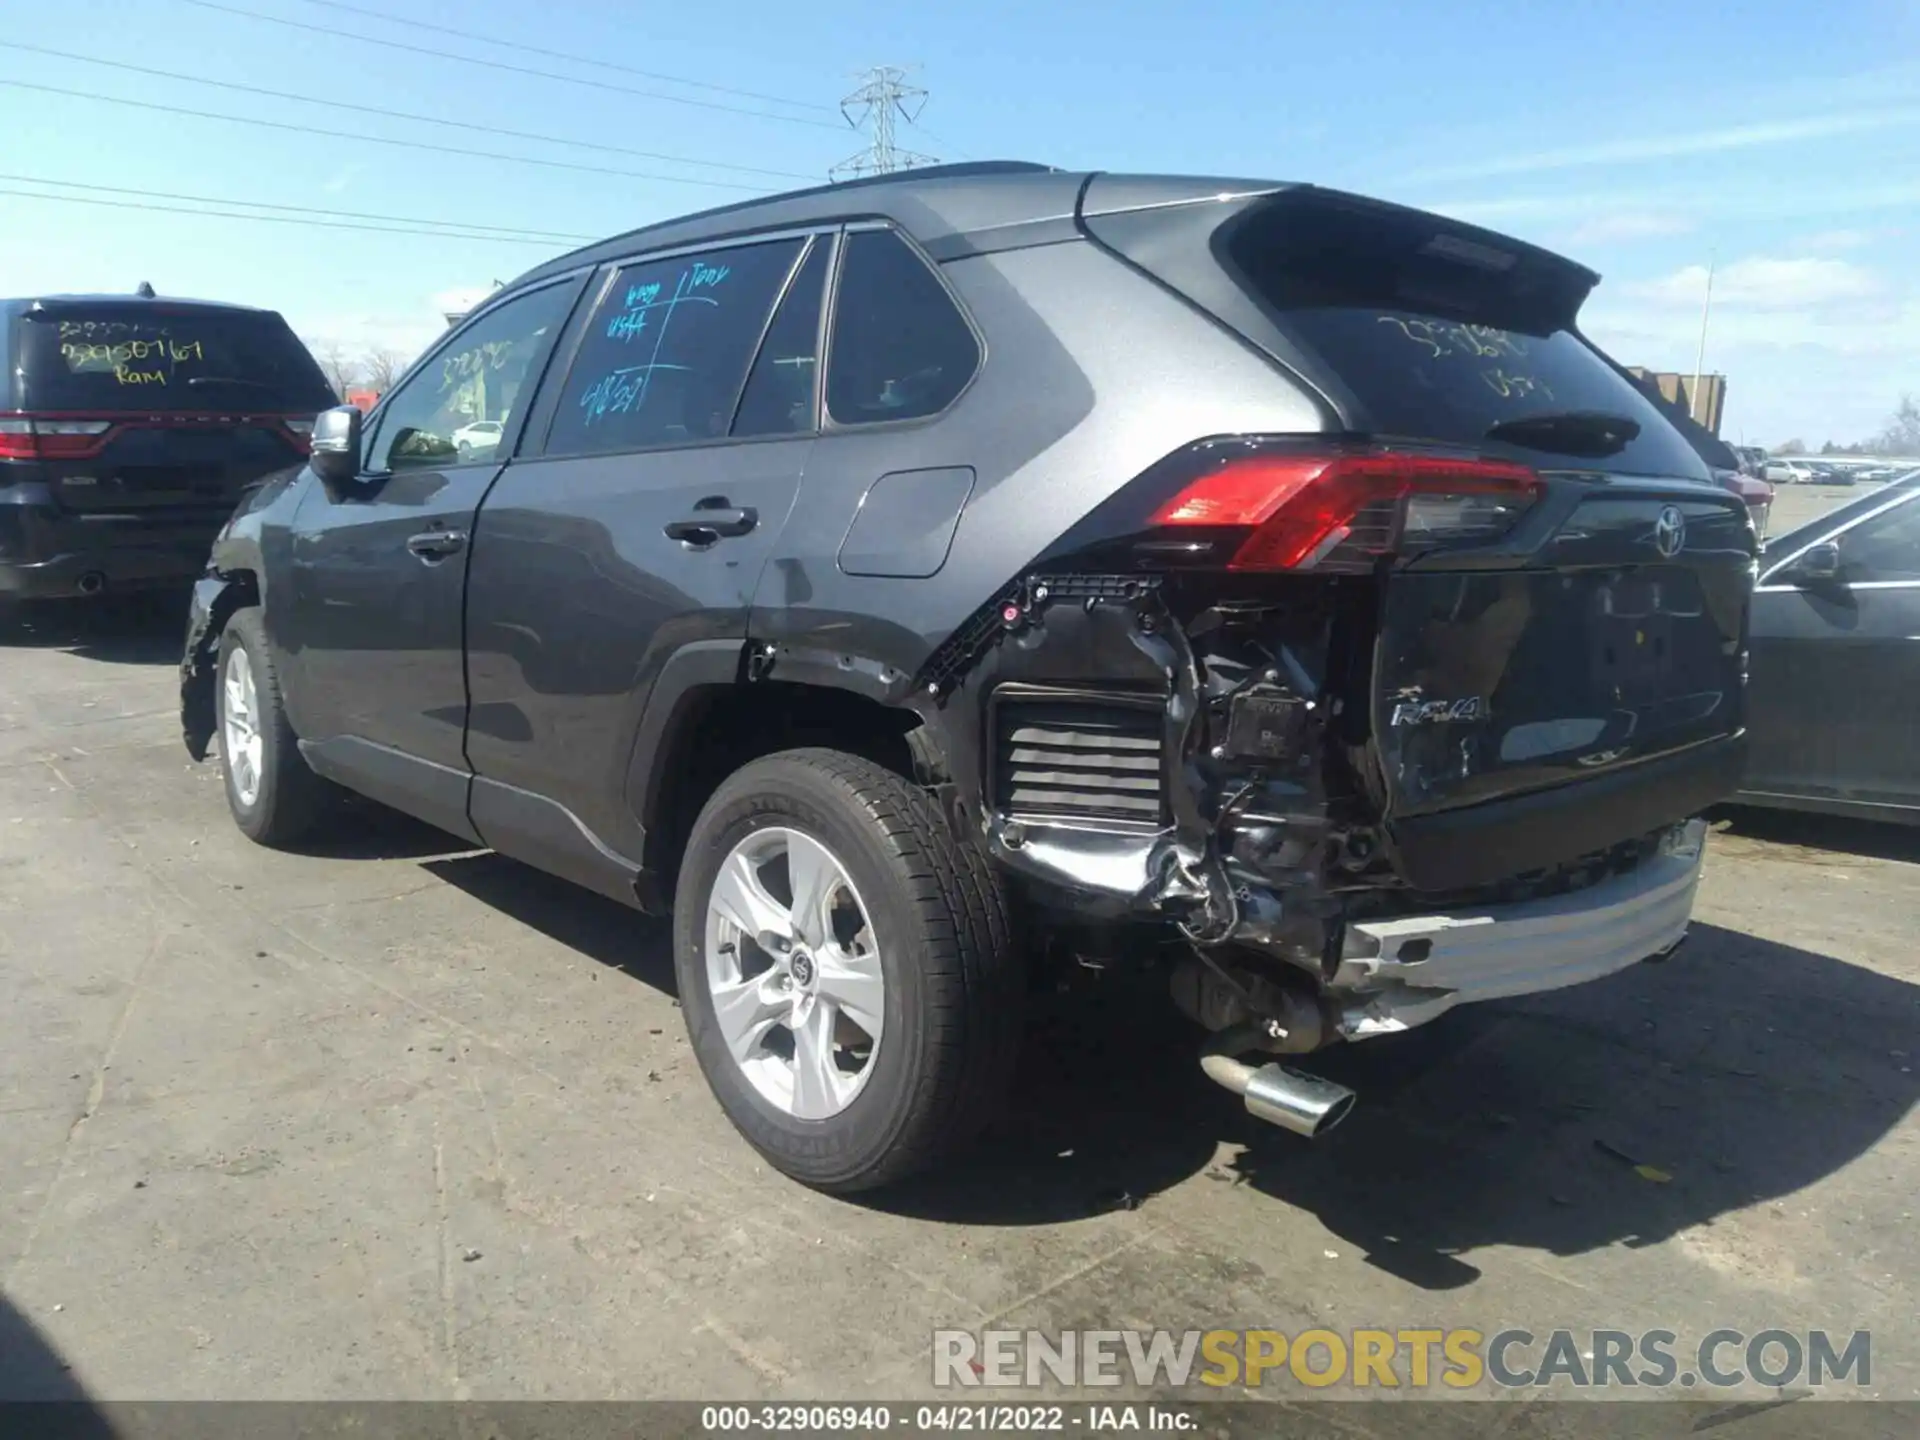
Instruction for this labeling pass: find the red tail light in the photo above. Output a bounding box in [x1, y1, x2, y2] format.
[1149, 450, 1542, 571]
[279, 417, 316, 455]
[0, 417, 116, 460]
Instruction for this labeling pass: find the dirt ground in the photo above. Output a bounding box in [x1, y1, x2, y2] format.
[2, 578, 1915, 1410]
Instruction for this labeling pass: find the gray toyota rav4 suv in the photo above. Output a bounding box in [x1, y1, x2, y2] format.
[180, 163, 1755, 1192]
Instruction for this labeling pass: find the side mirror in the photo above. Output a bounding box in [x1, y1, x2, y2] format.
[1790, 541, 1843, 585]
[309, 405, 364, 494]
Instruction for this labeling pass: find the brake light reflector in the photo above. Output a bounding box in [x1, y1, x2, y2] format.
[0, 417, 116, 460]
[1151, 451, 1542, 570]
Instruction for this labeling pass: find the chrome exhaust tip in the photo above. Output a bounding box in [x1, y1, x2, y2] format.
[1201, 1053, 1356, 1138]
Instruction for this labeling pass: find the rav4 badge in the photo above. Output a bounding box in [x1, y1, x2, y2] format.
[1390, 696, 1486, 727]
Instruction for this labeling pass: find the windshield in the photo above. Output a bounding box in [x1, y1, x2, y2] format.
[15, 305, 336, 412]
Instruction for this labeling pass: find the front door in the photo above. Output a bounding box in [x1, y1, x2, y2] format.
[280, 280, 582, 834]
[1748, 488, 1920, 810]
[460, 234, 829, 878]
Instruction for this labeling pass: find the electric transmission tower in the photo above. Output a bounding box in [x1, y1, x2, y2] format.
[831, 66, 938, 181]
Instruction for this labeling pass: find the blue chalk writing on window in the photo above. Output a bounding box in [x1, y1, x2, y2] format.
[601, 263, 726, 347]
[579, 363, 689, 425]
[605, 309, 649, 343]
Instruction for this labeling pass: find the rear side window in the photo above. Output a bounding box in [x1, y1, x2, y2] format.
[732, 237, 830, 439]
[826, 229, 978, 426]
[16, 306, 336, 413]
[1219, 202, 1703, 477]
[544, 238, 803, 458]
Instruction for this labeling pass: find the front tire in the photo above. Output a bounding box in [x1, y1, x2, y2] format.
[217, 608, 335, 847]
[673, 748, 1021, 1193]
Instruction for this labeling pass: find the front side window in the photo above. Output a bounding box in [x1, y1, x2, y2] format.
[367, 283, 574, 473]
[826, 229, 979, 426]
[544, 238, 804, 458]
[1838, 496, 1920, 582]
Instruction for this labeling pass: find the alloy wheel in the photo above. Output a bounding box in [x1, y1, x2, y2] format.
[703, 826, 885, 1119]
[221, 645, 264, 809]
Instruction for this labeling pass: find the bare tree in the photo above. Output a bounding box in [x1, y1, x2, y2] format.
[361, 347, 407, 393]
[306, 338, 360, 400]
[1875, 393, 1920, 455]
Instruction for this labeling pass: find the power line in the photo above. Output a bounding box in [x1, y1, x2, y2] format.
[179, 0, 849, 131]
[288, 0, 833, 114]
[832, 67, 939, 181]
[0, 173, 596, 243]
[0, 79, 780, 192]
[0, 42, 820, 182]
[0, 187, 578, 246]
[905, 119, 975, 163]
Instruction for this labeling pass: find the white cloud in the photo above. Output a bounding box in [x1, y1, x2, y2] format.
[1557, 210, 1696, 247]
[1623, 257, 1882, 311]
[1584, 253, 1920, 444]
[1791, 228, 1878, 252]
[1404, 106, 1920, 185]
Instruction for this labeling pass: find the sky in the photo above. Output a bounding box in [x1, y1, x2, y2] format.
[1, 0, 1916, 447]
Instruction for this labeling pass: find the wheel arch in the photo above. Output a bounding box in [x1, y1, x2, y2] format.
[625, 640, 952, 913]
[181, 568, 264, 762]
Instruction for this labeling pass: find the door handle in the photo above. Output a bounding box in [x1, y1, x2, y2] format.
[664, 505, 757, 545]
[406, 528, 467, 560]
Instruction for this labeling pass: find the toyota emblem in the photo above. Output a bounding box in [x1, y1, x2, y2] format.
[1653, 505, 1686, 559]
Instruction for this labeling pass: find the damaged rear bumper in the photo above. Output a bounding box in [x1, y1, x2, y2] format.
[1326, 818, 1707, 1040]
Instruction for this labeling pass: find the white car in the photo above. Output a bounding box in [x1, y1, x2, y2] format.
[452, 419, 505, 459]
[1764, 460, 1814, 484]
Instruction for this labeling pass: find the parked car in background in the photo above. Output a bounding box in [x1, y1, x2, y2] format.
[1716, 466, 1774, 537]
[452, 419, 505, 460]
[1741, 471, 1920, 824]
[1765, 459, 1814, 483]
[1811, 464, 1856, 486]
[179, 166, 1756, 1191]
[0, 289, 335, 601]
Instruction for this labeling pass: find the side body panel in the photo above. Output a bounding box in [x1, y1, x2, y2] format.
[282, 462, 500, 773]
[748, 237, 1328, 794]
[461, 436, 813, 876]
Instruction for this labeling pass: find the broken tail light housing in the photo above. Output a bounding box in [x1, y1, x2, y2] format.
[0, 417, 116, 461]
[1146, 447, 1543, 572]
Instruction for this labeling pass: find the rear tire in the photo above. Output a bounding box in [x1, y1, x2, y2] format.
[217, 607, 336, 847]
[674, 748, 1022, 1192]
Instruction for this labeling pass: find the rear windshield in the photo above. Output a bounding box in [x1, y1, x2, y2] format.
[1218, 198, 1708, 479]
[14, 305, 336, 412]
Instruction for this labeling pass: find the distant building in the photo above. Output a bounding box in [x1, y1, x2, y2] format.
[344, 388, 380, 412]
[1627, 368, 1727, 435]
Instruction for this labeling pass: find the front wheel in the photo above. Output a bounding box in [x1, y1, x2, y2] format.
[217, 608, 337, 846]
[673, 749, 1022, 1192]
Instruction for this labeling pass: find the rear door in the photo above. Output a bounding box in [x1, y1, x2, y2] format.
[281, 279, 583, 834]
[1747, 488, 1920, 811]
[12, 303, 333, 513]
[460, 233, 826, 881]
